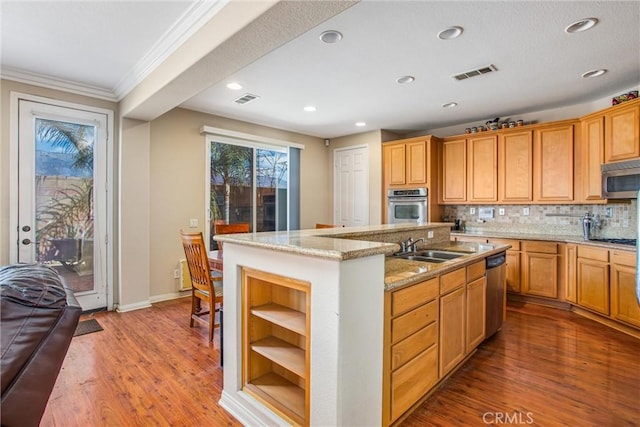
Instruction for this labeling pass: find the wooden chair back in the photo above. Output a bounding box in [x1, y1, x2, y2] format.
[315, 223, 344, 229]
[180, 231, 213, 294]
[214, 223, 250, 253]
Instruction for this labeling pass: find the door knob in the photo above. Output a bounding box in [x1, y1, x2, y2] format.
[22, 225, 31, 232]
[21, 238, 31, 245]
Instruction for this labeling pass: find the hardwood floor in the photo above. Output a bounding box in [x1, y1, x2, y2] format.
[41, 298, 640, 426]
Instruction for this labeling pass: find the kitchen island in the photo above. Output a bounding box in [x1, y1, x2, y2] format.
[215, 223, 509, 426]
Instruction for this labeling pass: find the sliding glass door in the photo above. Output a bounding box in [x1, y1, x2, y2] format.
[209, 140, 289, 248]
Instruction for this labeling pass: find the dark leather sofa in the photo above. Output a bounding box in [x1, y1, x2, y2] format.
[1, 264, 81, 427]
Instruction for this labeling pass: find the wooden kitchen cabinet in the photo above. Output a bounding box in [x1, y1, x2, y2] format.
[580, 114, 606, 201]
[564, 244, 578, 303]
[440, 138, 467, 203]
[533, 121, 576, 202]
[382, 136, 441, 222]
[604, 98, 640, 163]
[466, 276, 486, 352]
[439, 285, 465, 378]
[576, 246, 610, 315]
[522, 241, 558, 298]
[467, 135, 498, 202]
[610, 250, 640, 328]
[241, 268, 310, 426]
[498, 131, 533, 202]
[487, 238, 521, 293]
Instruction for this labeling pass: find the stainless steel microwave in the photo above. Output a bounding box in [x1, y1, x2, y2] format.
[601, 159, 640, 199]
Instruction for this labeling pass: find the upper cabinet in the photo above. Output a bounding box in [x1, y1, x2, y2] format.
[440, 138, 467, 203]
[604, 98, 640, 163]
[533, 121, 576, 202]
[467, 135, 498, 202]
[499, 131, 533, 202]
[580, 114, 605, 201]
[382, 136, 442, 222]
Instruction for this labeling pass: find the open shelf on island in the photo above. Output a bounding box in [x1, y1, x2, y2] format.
[242, 267, 310, 426]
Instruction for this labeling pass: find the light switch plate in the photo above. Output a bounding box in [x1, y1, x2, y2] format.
[498, 208, 505, 216]
[189, 218, 198, 228]
[470, 207, 476, 215]
[523, 207, 530, 216]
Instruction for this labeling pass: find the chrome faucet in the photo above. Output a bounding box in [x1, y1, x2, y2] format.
[400, 237, 425, 253]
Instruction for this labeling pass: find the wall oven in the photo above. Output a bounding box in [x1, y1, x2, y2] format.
[387, 188, 428, 223]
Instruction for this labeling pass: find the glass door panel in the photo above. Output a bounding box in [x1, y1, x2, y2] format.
[256, 148, 288, 232]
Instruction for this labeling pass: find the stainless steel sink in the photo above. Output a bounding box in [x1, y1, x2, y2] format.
[394, 250, 464, 263]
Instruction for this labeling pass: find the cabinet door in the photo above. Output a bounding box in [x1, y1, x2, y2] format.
[499, 131, 533, 202]
[533, 124, 574, 202]
[605, 101, 640, 163]
[577, 259, 610, 315]
[384, 144, 406, 186]
[523, 252, 558, 298]
[467, 135, 498, 202]
[581, 115, 605, 200]
[610, 263, 640, 328]
[505, 251, 521, 293]
[439, 286, 465, 377]
[441, 139, 466, 202]
[565, 244, 577, 303]
[406, 141, 427, 185]
[466, 277, 486, 353]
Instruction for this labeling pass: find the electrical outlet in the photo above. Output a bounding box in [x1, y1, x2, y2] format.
[427, 231, 434, 238]
[523, 207, 530, 216]
[499, 208, 505, 216]
[470, 207, 476, 215]
[189, 218, 198, 228]
[173, 269, 180, 279]
[605, 207, 613, 218]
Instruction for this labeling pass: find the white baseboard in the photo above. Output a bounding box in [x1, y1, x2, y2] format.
[115, 300, 152, 313]
[149, 291, 191, 304]
[219, 390, 288, 427]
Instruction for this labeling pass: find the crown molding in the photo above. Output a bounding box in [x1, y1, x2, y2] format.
[113, 0, 229, 100]
[0, 67, 118, 102]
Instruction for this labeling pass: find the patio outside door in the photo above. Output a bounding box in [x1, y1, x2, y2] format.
[13, 98, 110, 311]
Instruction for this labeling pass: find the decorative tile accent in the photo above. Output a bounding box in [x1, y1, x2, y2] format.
[442, 201, 637, 239]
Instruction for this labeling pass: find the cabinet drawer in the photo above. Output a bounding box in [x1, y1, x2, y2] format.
[466, 260, 486, 282]
[488, 238, 520, 251]
[392, 278, 438, 315]
[522, 241, 557, 254]
[611, 250, 635, 267]
[440, 268, 466, 295]
[578, 245, 609, 262]
[391, 344, 438, 422]
[392, 300, 438, 344]
[392, 322, 438, 370]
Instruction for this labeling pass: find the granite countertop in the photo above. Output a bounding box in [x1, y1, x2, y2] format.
[451, 230, 637, 251]
[384, 240, 510, 291]
[213, 223, 451, 260]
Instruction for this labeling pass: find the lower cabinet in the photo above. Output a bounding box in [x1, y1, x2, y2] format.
[576, 246, 610, 315]
[439, 286, 465, 378]
[522, 241, 558, 298]
[610, 251, 640, 328]
[466, 276, 487, 351]
[241, 268, 310, 426]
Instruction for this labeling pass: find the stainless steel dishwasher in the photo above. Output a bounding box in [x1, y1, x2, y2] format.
[485, 251, 507, 338]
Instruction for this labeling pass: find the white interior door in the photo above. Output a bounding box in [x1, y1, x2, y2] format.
[333, 146, 369, 226]
[12, 97, 110, 311]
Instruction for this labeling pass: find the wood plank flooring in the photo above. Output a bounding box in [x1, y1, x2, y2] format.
[40, 298, 640, 426]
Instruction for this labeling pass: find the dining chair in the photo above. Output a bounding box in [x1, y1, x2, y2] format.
[180, 230, 223, 344]
[214, 223, 250, 256]
[315, 223, 345, 228]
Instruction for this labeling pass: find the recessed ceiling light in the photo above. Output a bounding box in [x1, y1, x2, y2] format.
[355, 122, 366, 127]
[442, 102, 458, 108]
[320, 30, 343, 43]
[565, 18, 598, 33]
[582, 69, 607, 78]
[226, 82, 242, 90]
[396, 76, 415, 84]
[437, 26, 463, 40]
[304, 106, 316, 112]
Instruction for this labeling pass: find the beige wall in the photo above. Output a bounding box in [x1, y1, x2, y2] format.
[330, 130, 384, 225]
[146, 108, 327, 298]
[0, 79, 118, 266]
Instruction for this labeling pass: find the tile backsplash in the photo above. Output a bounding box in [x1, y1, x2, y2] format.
[442, 201, 637, 239]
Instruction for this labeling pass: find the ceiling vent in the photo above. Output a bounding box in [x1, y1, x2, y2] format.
[453, 65, 497, 81]
[234, 93, 260, 104]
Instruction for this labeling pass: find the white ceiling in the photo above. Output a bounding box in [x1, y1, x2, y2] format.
[2, 1, 639, 139]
